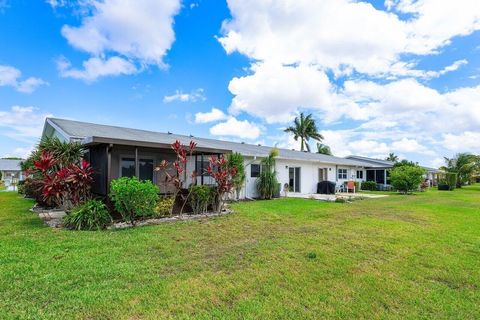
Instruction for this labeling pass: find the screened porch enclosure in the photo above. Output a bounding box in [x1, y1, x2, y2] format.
[85, 142, 228, 196]
[366, 169, 390, 185]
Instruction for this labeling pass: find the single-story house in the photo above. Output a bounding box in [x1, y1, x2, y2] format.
[346, 155, 442, 187]
[41, 118, 439, 198]
[0, 159, 24, 190]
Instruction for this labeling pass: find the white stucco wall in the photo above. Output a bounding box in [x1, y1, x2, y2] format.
[241, 157, 366, 198]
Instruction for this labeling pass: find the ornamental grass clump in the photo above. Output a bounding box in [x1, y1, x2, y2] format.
[63, 199, 112, 231]
[109, 177, 159, 225]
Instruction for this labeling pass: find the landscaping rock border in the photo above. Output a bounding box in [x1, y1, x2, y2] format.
[32, 205, 233, 230]
[108, 208, 234, 230]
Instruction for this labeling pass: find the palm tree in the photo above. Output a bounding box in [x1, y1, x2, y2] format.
[284, 113, 323, 152]
[316, 143, 332, 155]
[386, 153, 399, 163]
[444, 153, 480, 188]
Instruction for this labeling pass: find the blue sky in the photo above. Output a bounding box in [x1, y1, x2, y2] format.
[0, 0, 479, 167]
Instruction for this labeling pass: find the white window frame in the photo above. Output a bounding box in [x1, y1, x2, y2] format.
[338, 168, 348, 180]
[356, 170, 364, 179]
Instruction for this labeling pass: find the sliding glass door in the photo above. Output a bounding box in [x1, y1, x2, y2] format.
[289, 167, 301, 193]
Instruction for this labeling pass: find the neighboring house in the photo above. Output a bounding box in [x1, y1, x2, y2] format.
[346, 155, 442, 187]
[41, 118, 438, 197]
[0, 159, 23, 190]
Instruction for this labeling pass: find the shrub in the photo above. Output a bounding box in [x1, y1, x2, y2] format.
[207, 155, 238, 212]
[109, 177, 159, 225]
[445, 172, 457, 190]
[155, 196, 175, 217]
[17, 180, 25, 195]
[227, 152, 245, 200]
[256, 149, 279, 200]
[390, 165, 426, 194]
[63, 199, 111, 230]
[189, 185, 215, 214]
[361, 181, 377, 191]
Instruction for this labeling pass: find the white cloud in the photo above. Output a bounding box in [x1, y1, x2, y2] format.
[163, 88, 206, 103]
[3, 146, 35, 159]
[59, 0, 181, 80]
[220, 0, 480, 76]
[57, 56, 137, 82]
[228, 63, 343, 124]
[209, 117, 261, 140]
[194, 108, 227, 123]
[0, 106, 52, 142]
[46, 0, 66, 8]
[0, 65, 48, 93]
[442, 132, 480, 153]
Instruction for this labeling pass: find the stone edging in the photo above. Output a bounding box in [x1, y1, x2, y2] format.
[108, 209, 233, 230]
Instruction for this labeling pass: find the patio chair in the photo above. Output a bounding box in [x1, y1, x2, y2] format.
[346, 181, 356, 193]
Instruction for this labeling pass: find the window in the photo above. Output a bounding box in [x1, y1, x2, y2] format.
[251, 164, 261, 177]
[366, 170, 375, 181]
[375, 169, 385, 184]
[139, 159, 153, 181]
[289, 167, 301, 192]
[121, 158, 135, 178]
[338, 168, 347, 180]
[196, 160, 210, 176]
[318, 168, 328, 182]
[121, 157, 154, 181]
[356, 170, 364, 179]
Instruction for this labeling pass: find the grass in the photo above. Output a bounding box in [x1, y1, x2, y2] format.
[1, 185, 480, 319]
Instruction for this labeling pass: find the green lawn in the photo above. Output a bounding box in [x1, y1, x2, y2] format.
[1, 186, 480, 319]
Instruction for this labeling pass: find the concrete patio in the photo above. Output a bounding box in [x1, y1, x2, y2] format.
[287, 192, 388, 201]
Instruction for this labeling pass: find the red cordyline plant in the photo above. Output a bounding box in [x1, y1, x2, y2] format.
[154, 140, 197, 214]
[33, 150, 94, 209]
[207, 155, 238, 213]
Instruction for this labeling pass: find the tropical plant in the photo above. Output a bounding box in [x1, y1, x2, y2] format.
[109, 177, 159, 225]
[39, 137, 84, 166]
[316, 143, 332, 155]
[390, 165, 426, 194]
[284, 113, 323, 152]
[155, 196, 176, 217]
[207, 155, 238, 212]
[188, 185, 215, 214]
[154, 140, 197, 214]
[393, 159, 417, 168]
[361, 181, 377, 191]
[444, 153, 480, 188]
[63, 199, 112, 231]
[30, 151, 94, 209]
[227, 152, 245, 199]
[257, 148, 279, 199]
[386, 153, 399, 162]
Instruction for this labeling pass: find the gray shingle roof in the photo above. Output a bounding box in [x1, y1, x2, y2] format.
[346, 155, 395, 168]
[47, 118, 369, 167]
[0, 159, 22, 171]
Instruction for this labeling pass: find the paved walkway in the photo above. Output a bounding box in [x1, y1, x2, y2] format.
[287, 192, 388, 201]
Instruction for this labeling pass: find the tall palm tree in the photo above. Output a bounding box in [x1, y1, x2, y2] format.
[317, 143, 332, 155]
[386, 152, 399, 163]
[284, 113, 323, 152]
[444, 153, 480, 188]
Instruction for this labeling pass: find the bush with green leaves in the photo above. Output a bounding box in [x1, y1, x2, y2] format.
[257, 148, 279, 199]
[361, 181, 377, 191]
[17, 180, 25, 195]
[189, 185, 215, 214]
[227, 152, 245, 200]
[63, 199, 112, 230]
[109, 177, 159, 225]
[390, 165, 426, 194]
[155, 196, 175, 217]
